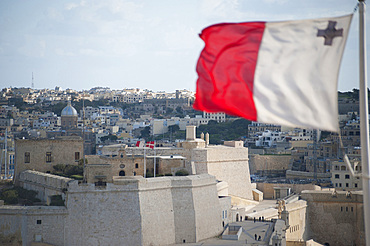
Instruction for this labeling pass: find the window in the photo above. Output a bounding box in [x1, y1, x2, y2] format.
[341, 166, 346, 171]
[345, 174, 350, 179]
[75, 152, 80, 161]
[346, 183, 349, 187]
[335, 165, 339, 170]
[355, 183, 358, 188]
[25, 152, 30, 163]
[135, 163, 139, 168]
[339, 183, 342, 187]
[46, 152, 52, 163]
[335, 183, 338, 187]
[335, 174, 340, 179]
[37, 220, 42, 224]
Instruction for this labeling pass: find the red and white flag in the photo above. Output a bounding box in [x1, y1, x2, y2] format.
[136, 141, 145, 147]
[146, 141, 155, 149]
[193, 14, 352, 132]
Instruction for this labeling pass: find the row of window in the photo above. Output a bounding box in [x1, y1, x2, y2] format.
[334, 182, 358, 188]
[334, 174, 350, 179]
[24, 152, 80, 163]
[289, 224, 299, 233]
[341, 206, 354, 212]
[334, 165, 362, 171]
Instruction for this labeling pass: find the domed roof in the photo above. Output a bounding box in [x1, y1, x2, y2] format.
[61, 101, 78, 116]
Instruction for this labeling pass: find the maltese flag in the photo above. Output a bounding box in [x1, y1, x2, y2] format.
[136, 141, 145, 147]
[193, 14, 352, 132]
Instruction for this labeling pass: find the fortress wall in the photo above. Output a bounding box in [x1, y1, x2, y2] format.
[256, 183, 319, 199]
[189, 175, 223, 242]
[11, 172, 222, 246]
[194, 147, 253, 200]
[0, 206, 67, 246]
[285, 200, 308, 242]
[65, 181, 143, 246]
[300, 191, 364, 246]
[249, 154, 291, 174]
[18, 170, 74, 202]
[138, 177, 176, 246]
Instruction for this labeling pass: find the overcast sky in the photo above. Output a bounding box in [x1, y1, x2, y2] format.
[0, 0, 365, 92]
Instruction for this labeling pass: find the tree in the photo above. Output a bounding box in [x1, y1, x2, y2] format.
[168, 124, 180, 133]
[140, 126, 151, 138]
[175, 169, 189, 176]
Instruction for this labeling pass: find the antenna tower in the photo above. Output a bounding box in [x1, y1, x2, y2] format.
[32, 72, 34, 89]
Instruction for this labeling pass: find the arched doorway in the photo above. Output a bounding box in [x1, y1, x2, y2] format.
[236, 213, 239, 221]
[119, 170, 125, 176]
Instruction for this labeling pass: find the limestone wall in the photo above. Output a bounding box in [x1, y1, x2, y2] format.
[192, 146, 253, 200]
[67, 174, 221, 245]
[300, 190, 365, 246]
[0, 206, 67, 246]
[249, 154, 291, 174]
[18, 170, 74, 202]
[4, 171, 224, 246]
[285, 200, 308, 242]
[256, 183, 320, 199]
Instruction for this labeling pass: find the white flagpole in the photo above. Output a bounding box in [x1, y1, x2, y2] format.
[144, 142, 146, 178]
[154, 142, 156, 178]
[359, 1, 370, 245]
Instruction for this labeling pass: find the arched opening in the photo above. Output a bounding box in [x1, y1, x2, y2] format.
[119, 170, 125, 176]
[236, 214, 239, 222]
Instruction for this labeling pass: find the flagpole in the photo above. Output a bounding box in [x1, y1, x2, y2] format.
[154, 146, 156, 178]
[359, 1, 370, 245]
[144, 141, 146, 178]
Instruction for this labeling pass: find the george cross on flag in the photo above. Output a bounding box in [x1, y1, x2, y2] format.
[193, 14, 353, 132]
[146, 141, 155, 149]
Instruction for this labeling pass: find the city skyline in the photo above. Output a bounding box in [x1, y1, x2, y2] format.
[0, 0, 364, 92]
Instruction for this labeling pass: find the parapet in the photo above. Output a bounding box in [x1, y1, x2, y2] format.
[224, 141, 244, 148]
[19, 170, 75, 191]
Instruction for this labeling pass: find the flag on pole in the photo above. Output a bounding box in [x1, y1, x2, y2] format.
[193, 14, 352, 132]
[146, 141, 155, 149]
[136, 141, 145, 147]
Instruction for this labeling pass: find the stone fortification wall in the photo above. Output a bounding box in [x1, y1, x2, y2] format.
[127, 145, 253, 200]
[66, 174, 222, 246]
[0, 206, 67, 246]
[256, 183, 320, 199]
[300, 190, 364, 246]
[249, 154, 291, 174]
[285, 200, 308, 242]
[18, 170, 74, 202]
[286, 170, 331, 179]
[192, 146, 253, 200]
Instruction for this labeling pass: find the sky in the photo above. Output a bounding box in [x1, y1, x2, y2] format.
[0, 0, 366, 92]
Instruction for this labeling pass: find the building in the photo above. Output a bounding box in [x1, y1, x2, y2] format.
[14, 136, 83, 182]
[331, 160, 362, 190]
[61, 101, 78, 130]
[1, 170, 223, 246]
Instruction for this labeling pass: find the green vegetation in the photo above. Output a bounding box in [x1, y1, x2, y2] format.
[175, 169, 189, 176]
[52, 164, 83, 179]
[100, 134, 118, 142]
[49, 195, 65, 206]
[197, 119, 250, 144]
[0, 186, 40, 205]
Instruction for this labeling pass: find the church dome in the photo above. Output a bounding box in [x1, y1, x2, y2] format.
[61, 101, 78, 116]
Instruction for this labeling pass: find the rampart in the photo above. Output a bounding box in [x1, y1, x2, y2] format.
[249, 154, 291, 175]
[1, 171, 222, 246]
[300, 190, 364, 246]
